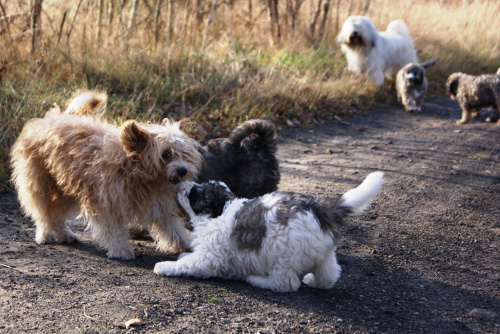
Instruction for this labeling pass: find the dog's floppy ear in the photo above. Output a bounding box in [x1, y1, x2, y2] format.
[120, 120, 150, 155]
[446, 73, 461, 97]
[362, 17, 377, 48]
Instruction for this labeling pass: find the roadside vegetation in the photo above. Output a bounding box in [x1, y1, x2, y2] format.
[1, 0, 499, 190]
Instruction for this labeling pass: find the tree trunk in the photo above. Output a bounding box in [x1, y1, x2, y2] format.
[247, 0, 252, 23]
[124, 0, 140, 52]
[29, 0, 43, 55]
[154, 0, 163, 49]
[167, 0, 175, 43]
[288, 0, 304, 32]
[0, 0, 19, 57]
[201, 0, 219, 49]
[314, 0, 330, 48]
[107, 0, 115, 40]
[267, 0, 280, 45]
[96, 0, 105, 44]
[310, 0, 321, 37]
[67, 0, 84, 47]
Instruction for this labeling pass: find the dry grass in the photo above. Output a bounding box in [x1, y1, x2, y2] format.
[0, 0, 499, 189]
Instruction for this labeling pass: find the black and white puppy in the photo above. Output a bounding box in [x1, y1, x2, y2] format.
[197, 119, 280, 198]
[154, 173, 384, 292]
[396, 59, 436, 112]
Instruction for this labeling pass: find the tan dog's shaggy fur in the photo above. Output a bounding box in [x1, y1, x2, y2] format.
[10, 92, 202, 259]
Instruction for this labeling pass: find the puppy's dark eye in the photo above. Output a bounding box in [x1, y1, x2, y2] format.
[162, 149, 172, 160]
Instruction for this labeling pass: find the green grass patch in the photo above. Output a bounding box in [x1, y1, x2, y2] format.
[206, 297, 222, 303]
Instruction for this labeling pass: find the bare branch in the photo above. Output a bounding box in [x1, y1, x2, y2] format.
[67, 0, 84, 46]
[96, 0, 105, 43]
[314, 0, 331, 48]
[310, 0, 322, 37]
[29, 0, 43, 55]
[124, 0, 140, 52]
[201, 0, 219, 49]
[0, 0, 20, 57]
[153, 0, 163, 49]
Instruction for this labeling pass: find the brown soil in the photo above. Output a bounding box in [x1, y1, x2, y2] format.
[1, 97, 499, 333]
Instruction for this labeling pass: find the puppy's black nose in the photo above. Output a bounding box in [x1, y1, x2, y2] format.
[177, 167, 188, 177]
[352, 31, 359, 37]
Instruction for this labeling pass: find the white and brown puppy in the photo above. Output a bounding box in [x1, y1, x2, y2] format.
[10, 92, 202, 260]
[155, 173, 383, 292]
[396, 59, 436, 112]
[446, 72, 500, 124]
[337, 16, 418, 86]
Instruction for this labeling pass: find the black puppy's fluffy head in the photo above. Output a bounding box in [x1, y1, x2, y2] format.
[188, 181, 236, 218]
[197, 119, 280, 199]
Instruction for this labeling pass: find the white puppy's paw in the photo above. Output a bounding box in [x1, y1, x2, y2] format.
[302, 273, 317, 287]
[154, 261, 177, 276]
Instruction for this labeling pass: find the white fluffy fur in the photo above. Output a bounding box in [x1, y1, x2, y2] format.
[155, 172, 384, 292]
[337, 16, 418, 85]
[342, 171, 384, 215]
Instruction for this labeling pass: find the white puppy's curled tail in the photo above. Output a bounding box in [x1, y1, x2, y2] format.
[318, 172, 383, 230]
[317, 172, 383, 242]
[341, 171, 384, 215]
[386, 19, 410, 36]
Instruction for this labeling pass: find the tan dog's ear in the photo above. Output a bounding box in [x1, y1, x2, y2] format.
[120, 120, 150, 155]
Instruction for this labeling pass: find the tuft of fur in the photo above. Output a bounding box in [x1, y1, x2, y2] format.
[446, 72, 500, 124]
[154, 172, 383, 292]
[65, 90, 108, 116]
[10, 91, 203, 260]
[197, 119, 280, 198]
[396, 59, 436, 112]
[337, 16, 418, 86]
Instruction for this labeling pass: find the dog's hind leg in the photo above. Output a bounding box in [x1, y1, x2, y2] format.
[302, 251, 341, 289]
[35, 192, 80, 244]
[247, 270, 301, 292]
[13, 159, 79, 244]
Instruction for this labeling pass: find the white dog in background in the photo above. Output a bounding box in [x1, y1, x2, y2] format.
[155, 172, 383, 292]
[337, 16, 418, 86]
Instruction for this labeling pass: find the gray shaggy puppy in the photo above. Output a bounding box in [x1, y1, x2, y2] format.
[197, 119, 280, 198]
[396, 59, 436, 111]
[446, 72, 500, 124]
[396, 59, 436, 112]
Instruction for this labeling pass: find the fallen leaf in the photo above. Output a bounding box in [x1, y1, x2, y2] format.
[125, 318, 143, 329]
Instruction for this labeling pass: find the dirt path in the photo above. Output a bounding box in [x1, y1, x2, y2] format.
[1, 97, 499, 333]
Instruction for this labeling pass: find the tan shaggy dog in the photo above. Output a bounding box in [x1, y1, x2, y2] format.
[10, 91, 202, 260]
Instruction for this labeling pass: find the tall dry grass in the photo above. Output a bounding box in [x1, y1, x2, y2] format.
[0, 0, 499, 189]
